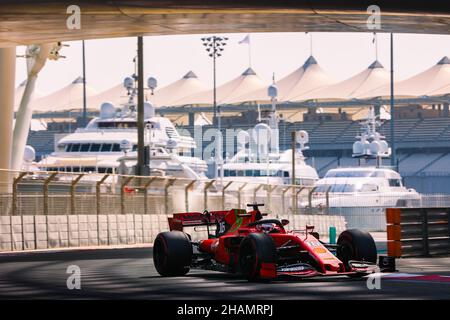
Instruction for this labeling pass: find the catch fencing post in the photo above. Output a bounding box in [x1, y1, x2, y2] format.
[308, 186, 318, 214]
[203, 180, 215, 210]
[120, 176, 134, 244]
[295, 186, 305, 215]
[266, 185, 276, 216]
[70, 174, 84, 215]
[43, 172, 58, 249]
[164, 178, 176, 216]
[12, 172, 27, 216]
[221, 181, 233, 210]
[296, 186, 305, 198]
[238, 183, 247, 209]
[120, 176, 134, 215]
[43, 172, 58, 216]
[282, 187, 290, 216]
[291, 185, 298, 214]
[253, 184, 264, 203]
[96, 174, 109, 215]
[143, 177, 157, 215]
[142, 177, 157, 244]
[69, 173, 84, 247]
[292, 186, 297, 215]
[325, 186, 332, 214]
[12, 172, 27, 251]
[184, 180, 196, 212]
[96, 174, 109, 245]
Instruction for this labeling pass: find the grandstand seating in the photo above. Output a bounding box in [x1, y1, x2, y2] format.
[27, 130, 58, 159]
[419, 153, 450, 175]
[435, 124, 450, 140]
[337, 122, 361, 143]
[398, 153, 443, 175]
[402, 118, 450, 142]
[307, 121, 353, 144]
[379, 118, 420, 141]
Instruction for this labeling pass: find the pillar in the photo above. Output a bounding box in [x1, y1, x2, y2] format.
[374, 105, 381, 117]
[0, 47, 16, 193]
[444, 103, 449, 117]
[11, 75, 37, 170]
[12, 43, 52, 171]
[188, 112, 195, 126]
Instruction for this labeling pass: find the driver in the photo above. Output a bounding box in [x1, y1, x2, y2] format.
[256, 223, 276, 234]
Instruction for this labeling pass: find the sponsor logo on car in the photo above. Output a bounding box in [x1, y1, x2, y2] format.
[278, 264, 312, 273]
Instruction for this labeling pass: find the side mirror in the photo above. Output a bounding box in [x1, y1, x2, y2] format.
[281, 219, 290, 226]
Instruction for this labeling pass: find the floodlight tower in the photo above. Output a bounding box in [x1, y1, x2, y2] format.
[201, 35, 228, 180]
[201, 36, 228, 124]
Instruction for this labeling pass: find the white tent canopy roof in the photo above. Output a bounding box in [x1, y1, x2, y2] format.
[17, 56, 450, 113]
[30, 76, 98, 112]
[235, 56, 336, 103]
[282, 56, 337, 101]
[86, 82, 128, 110]
[88, 70, 209, 110]
[302, 60, 390, 100]
[171, 67, 269, 106]
[363, 56, 450, 98]
[149, 71, 209, 107]
[429, 56, 450, 96]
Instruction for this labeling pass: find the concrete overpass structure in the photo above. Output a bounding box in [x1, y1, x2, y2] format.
[0, 1, 450, 47]
[1, 0, 450, 181]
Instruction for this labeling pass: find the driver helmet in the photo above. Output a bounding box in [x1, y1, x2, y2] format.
[258, 223, 276, 233]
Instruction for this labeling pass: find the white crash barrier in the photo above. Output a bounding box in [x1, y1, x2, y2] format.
[0, 213, 345, 252]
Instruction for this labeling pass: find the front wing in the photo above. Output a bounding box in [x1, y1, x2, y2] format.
[276, 261, 377, 278]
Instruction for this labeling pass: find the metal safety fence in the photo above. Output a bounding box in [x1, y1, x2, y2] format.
[1, 169, 450, 252]
[0, 169, 347, 252]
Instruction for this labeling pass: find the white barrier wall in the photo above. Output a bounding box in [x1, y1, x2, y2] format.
[0, 214, 171, 251]
[0, 213, 345, 252]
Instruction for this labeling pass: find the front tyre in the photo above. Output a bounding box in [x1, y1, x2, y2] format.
[337, 229, 377, 276]
[153, 231, 192, 277]
[239, 233, 277, 280]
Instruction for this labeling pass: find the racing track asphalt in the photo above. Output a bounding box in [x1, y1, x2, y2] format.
[0, 247, 449, 299]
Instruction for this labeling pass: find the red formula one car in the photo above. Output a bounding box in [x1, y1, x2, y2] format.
[153, 204, 377, 280]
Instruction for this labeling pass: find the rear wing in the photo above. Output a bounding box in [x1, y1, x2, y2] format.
[168, 211, 228, 231]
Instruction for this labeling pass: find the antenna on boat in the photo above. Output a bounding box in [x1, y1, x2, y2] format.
[122, 56, 158, 116]
[352, 106, 391, 166]
[296, 130, 309, 152]
[267, 77, 279, 153]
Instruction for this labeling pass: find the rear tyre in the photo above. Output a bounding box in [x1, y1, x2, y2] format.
[239, 233, 277, 280]
[153, 231, 192, 277]
[337, 229, 377, 277]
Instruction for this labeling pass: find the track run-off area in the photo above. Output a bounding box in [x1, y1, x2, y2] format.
[0, 247, 449, 299]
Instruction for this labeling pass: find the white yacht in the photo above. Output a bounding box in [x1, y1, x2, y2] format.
[314, 166, 419, 207]
[221, 84, 319, 187]
[38, 79, 208, 180]
[222, 129, 318, 186]
[309, 107, 420, 230]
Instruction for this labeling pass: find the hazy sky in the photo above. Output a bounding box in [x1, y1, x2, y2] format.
[15, 32, 450, 96]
